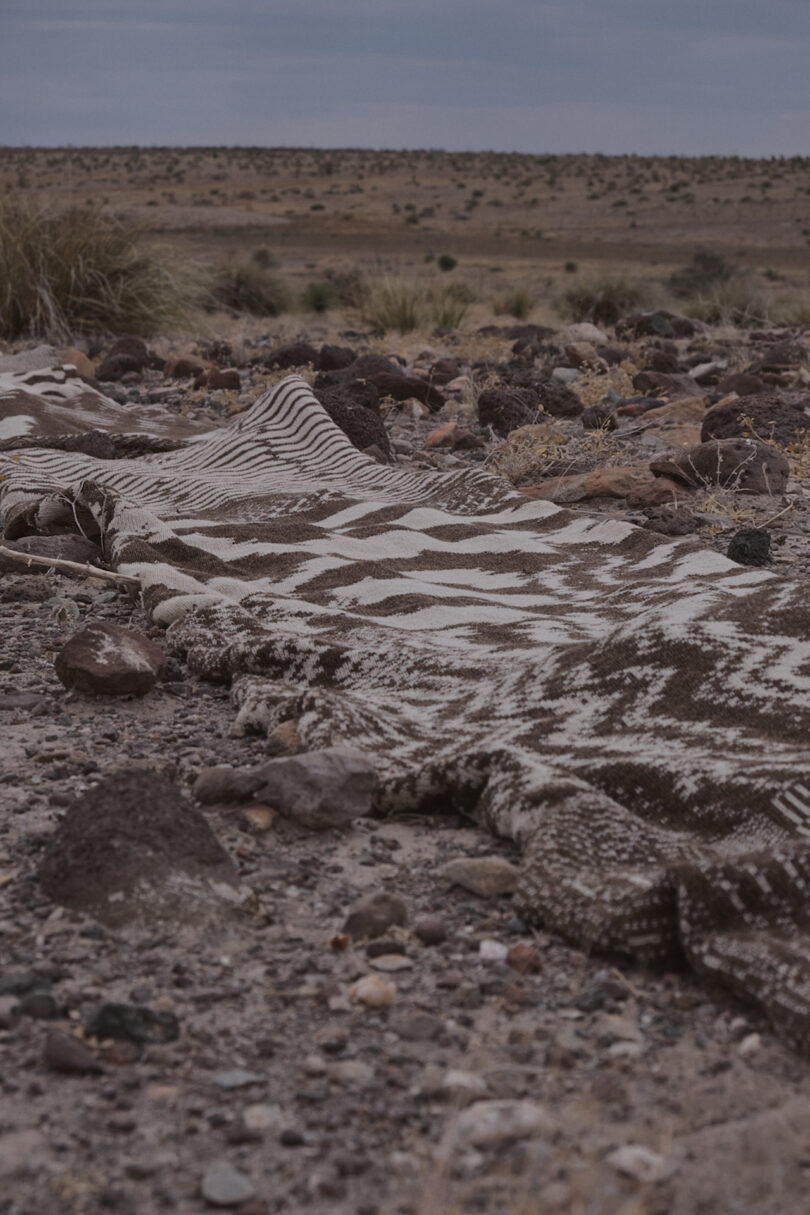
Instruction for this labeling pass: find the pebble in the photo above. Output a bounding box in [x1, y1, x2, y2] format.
[201, 1159, 256, 1207]
[506, 942, 542, 974]
[349, 975, 396, 1007]
[343, 891, 408, 939]
[214, 1069, 264, 1090]
[738, 1032, 762, 1058]
[605, 1144, 672, 1183]
[242, 1104, 284, 1135]
[413, 917, 447, 945]
[440, 1070, 488, 1104]
[479, 938, 508, 962]
[450, 1099, 553, 1147]
[440, 856, 519, 897]
[369, 953, 413, 972]
[43, 1029, 103, 1074]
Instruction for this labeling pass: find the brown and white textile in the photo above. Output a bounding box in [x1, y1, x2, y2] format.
[3, 370, 810, 1047]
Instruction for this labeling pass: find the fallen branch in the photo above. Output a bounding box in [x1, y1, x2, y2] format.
[0, 544, 141, 588]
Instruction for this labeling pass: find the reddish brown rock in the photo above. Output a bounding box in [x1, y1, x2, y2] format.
[194, 368, 241, 391]
[506, 943, 543, 974]
[521, 465, 653, 504]
[627, 477, 692, 508]
[368, 371, 445, 412]
[54, 622, 165, 697]
[165, 354, 207, 379]
[424, 421, 457, 449]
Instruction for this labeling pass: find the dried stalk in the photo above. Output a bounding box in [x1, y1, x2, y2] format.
[0, 544, 140, 587]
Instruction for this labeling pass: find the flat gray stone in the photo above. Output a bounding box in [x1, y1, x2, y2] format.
[202, 1159, 255, 1207]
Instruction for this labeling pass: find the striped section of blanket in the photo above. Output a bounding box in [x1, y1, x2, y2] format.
[3, 371, 810, 1046]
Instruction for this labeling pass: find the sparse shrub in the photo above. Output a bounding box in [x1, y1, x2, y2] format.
[0, 195, 193, 340]
[323, 267, 368, 309]
[363, 278, 473, 334]
[300, 279, 338, 312]
[683, 273, 767, 325]
[557, 275, 650, 327]
[212, 260, 291, 316]
[437, 253, 457, 272]
[669, 246, 735, 298]
[252, 246, 277, 269]
[493, 286, 535, 320]
[564, 260, 578, 273]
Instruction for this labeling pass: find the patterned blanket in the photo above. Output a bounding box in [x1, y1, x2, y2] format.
[3, 369, 810, 1047]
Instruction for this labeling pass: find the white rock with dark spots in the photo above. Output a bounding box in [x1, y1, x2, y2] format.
[54, 621, 164, 696]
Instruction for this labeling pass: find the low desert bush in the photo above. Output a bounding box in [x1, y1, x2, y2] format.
[493, 286, 535, 320]
[211, 259, 291, 317]
[0, 196, 192, 339]
[300, 279, 338, 312]
[683, 273, 767, 326]
[557, 275, 651, 328]
[669, 246, 735, 298]
[437, 253, 458, 272]
[363, 278, 474, 333]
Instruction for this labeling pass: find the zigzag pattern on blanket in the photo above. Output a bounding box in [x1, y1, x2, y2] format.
[2, 372, 810, 1047]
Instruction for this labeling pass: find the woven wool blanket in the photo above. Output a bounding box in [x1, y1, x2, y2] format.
[3, 369, 810, 1047]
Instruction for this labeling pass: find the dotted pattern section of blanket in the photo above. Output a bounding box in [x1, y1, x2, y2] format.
[3, 371, 810, 1048]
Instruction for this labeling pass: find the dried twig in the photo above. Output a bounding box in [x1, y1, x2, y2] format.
[0, 544, 140, 588]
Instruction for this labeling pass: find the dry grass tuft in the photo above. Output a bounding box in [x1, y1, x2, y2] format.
[363, 277, 474, 333]
[0, 195, 196, 340]
[572, 359, 637, 407]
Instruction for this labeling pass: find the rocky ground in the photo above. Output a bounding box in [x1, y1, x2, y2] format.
[3, 312, 810, 1214]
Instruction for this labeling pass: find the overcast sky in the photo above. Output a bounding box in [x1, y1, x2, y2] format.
[1, 0, 808, 155]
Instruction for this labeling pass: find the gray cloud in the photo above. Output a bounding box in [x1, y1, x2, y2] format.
[1, 0, 808, 153]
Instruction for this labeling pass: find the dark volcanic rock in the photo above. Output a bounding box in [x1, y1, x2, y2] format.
[651, 438, 789, 495]
[96, 336, 152, 381]
[581, 405, 617, 431]
[747, 341, 807, 377]
[260, 341, 319, 370]
[727, 528, 771, 567]
[316, 345, 356, 371]
[84, 1002, 180, 1045]
[343, 892, 408, 940]
[633, 371, 706, 399]
[54, 622, 165, 696]
[716, 372, 768, 397]
[37, 769, 245, 926]
[477, 387, 538, 436]
[312, 377, 392, 460]
[617, 311, 697, 339]
[193, 765, 265, 805]
[701, 393, 808, 445]
[367, 372, 445, 412]
[535, 379, 583, 418]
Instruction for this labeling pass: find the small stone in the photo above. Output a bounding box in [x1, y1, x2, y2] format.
[506, 942, 542, 974]
[18, 992, 58, 1019]
[240, 805, 277, 833]
[451, 1099, 552, 1147]
[343, 892, 408, 940]
[440, 856, 519, 897]
[738, 1032, 762, 1058]
[414, 917, 446, 946]
[440, 1070, 488, 1104]
[392, 1012, 443, 1042]
[369, 954, 413, 972]
[349, 975, 395, 1008]
[0, 996, 20, 1030]
[0, 1129, 46, 1178]
[264, 719, 303, 757]
[479, 939, 508, 962]
[328, 1059, 375, 1087]
[54, 622, 165, 697]
[606, 1144, 672, 1183]
[193, 766, 265, 805]
[201, 1159, 255, 1207]
[242, 1104, 284, 1135]
[214, 1069, 264, 1090]
[43, 1029, 103, 1074]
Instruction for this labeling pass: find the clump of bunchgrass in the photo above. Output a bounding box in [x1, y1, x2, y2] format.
[572, 359, 637, 407]
[492, 286, 535, 320]
[363, 278, 474, 334]
[211, 258, 291, 317]
[557, 275, 651, 328]
[0, 195, 195, 340]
